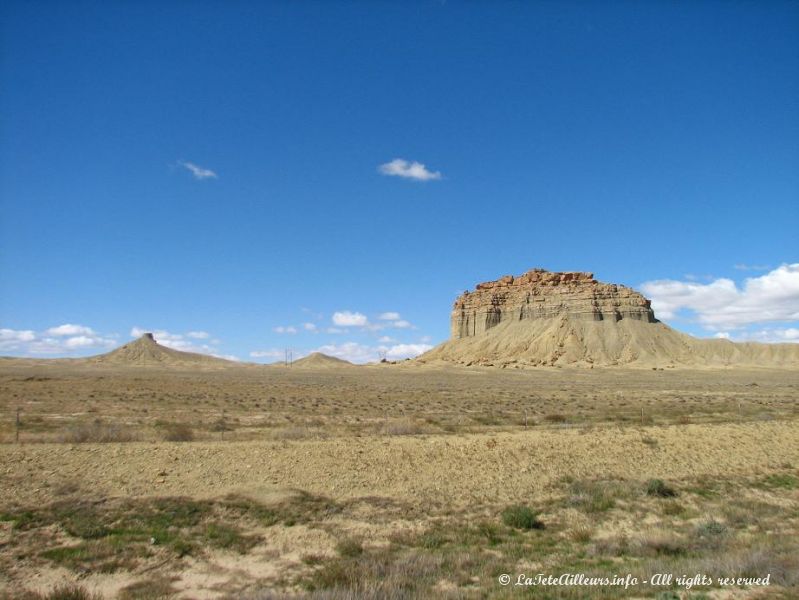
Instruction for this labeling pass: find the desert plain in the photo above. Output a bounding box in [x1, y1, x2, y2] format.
[1, 356, 798, 600]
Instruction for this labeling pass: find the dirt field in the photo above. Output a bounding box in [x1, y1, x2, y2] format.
[1, 363, 798, 599]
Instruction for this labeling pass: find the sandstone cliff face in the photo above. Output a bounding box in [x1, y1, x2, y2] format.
[451, 269, 655, 339]
[419, 268, 799, 368]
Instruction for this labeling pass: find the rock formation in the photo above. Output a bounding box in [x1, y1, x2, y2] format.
[288, 352, 354, 369]
[420, 268, 799, 368]
[91, 333, 237, 368]
[452, 269, 655, 339]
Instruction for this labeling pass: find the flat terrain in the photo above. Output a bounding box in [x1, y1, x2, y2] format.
[1, 363, 798, 599]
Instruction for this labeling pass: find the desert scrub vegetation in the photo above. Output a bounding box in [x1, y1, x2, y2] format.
[60, 420, 139, 443]
[0, 491, 341, 577]
[645, 478, 678, 498]
[3, 583, 104, 600]
[283, 484, 799, 599]
[501, 504, 544, 530]
[379, 418, 424, 436]
[157, 421, 195, 442]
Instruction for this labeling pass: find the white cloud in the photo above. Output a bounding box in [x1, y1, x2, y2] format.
[0, 328, 36, 343]
[717, 327, 799, 344]
[130, 327, 234, 358]
[309, 341, 433, 364]
[734, 264, 770, 271]
[326, 327, 345, 334]
[0, 328, 37, 352]
[303, 322, 318, 332]
[392, 319, 412, 329]
[378, 312, 401, 321]
[178, 160, 217, 180]
[274, 326, 298, 334]
[378, 336, 395, 343]
[332, 311, 368, 327]
[640, 263, 799, 330]
[1, 325, 115, 354]
[186, 331, 210, 339]
[46, 323, 95, 336]
[386, 343, 433, 360]
[714, 332, 731, 340]
[63, 335, 103, 349]
[250, 349, 286, 360]
[314, 342, 377, 363]
[378, 158, 442, 181]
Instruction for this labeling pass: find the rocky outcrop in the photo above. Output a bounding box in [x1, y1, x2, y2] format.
[452, 269, 655, 339]
[420, 268, 799, 368]
[91, 333, 237, 368]
[288, 352, 354, 369]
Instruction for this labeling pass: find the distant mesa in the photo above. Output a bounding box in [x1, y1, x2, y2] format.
[288, 352, 354, 369]
[419, 268, 799, 368]
[90, 333, 236, 368]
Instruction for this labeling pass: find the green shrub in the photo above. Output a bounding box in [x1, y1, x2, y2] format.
[646, 479, 678, 498]
[336, 538, 363, 557]
[501, 505, 544, 530]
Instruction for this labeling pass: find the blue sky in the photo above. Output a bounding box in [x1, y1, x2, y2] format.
[1, 1, 797, 361]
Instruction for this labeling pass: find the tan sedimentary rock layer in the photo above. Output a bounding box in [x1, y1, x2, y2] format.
[452, 269, 655, 339]
[420, 268, 799, 368]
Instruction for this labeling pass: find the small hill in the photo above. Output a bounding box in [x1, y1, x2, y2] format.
[419, 268, 799, 368]
[90, 333, 238, 368]
[289, 352, 354, 369]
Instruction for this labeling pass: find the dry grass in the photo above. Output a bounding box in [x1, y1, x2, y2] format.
[60, 421, 139, 443]
[159, 422, 195, 442]
[380, 419, 424, 436]
[3, 364, 797, 443]
[0, 363, 797, 597]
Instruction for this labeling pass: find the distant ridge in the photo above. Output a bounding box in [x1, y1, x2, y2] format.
[419, 268, 799, 368]
[90, 333, 237, 368]
[288, 352, 354, 369]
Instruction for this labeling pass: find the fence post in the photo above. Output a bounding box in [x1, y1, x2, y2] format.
[15, 408, 21, 443]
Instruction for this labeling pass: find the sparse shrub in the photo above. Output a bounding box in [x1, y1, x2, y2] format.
[272, 426, 327, 440]
[544, 413, 567, 424]
[568, 480, 618, 513]
[501, 505, 544, 530]
[568, 524, 593, 543]
[336, 538, 363, 557]
[591, 535, 629, 557]
[417, 531, 446, 549]
[646, 478, 678, 498]
[62, 421, 138, 443]
[759, 473, 797, 489]
[636, 531, 688, 556]
[477, 520, 504, 544]
[203, 522, 259, 553]
[161, 423, 194, 442]
[661, 501, 686, 516]
[380, 419, 422, 436]
[44, 584, 103, 600]
[694, 518, 729, 549]
[695, 519, 727, 538]
[117, 576, 176, 600]
[209, 418, 231, 432]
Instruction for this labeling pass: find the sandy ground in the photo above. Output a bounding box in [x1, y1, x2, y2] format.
[1, 421, 797, 509]
[1, 363, 798, 599]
